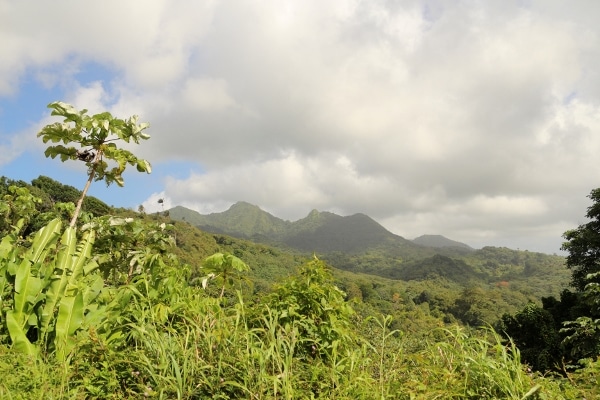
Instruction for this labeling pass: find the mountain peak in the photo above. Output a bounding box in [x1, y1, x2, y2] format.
[170, 202, 476, 254]
[229, 201, 263, 212]
[191, 202, 290, 237]
[307, 209, 320, 217]
[284, 210, 404, 253]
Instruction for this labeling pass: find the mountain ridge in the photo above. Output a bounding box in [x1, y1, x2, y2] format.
[412, 234, 474, 250]
[169, 202, 472, 254]
[167, 202, 569, 293]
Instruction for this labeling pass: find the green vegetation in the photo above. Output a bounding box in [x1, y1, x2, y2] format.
[37, 101, 151, 227]
[412, 234, 473, 250]
[500, 188, 600, 374]
[171, 204, 571, 303]
[0, 102, 598, 398]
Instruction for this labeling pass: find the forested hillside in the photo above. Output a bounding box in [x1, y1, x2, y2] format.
[170, 203, 571, 322]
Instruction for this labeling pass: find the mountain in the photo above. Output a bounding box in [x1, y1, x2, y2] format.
[413, 234, 473, 251]
[167, 203, 569, 291]
[167, 204, 485, 261]
[283, 211, 408, 253]
[169, 202, 289, 238]
[169, 203, 417, 254]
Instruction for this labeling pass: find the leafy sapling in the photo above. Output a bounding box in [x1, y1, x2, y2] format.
[37, 102, 152, 227]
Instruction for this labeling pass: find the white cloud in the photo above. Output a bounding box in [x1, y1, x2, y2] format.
[181, 78, 237, 112]
[467, 195, 547, 216]
[3, 0, 600, 253]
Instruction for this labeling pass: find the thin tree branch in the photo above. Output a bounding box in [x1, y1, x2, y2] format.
[69, 152, 102, 228]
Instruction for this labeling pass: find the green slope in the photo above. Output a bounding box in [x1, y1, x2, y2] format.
[168, 203, 570, 299]
[169, 202, 290, 239]
[413, 234, 473, 250]
[169, 204, 423, 254]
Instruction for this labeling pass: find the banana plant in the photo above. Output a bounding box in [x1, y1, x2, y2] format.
[42, 225, 99, 360]
[2, 218, 61, 355]
[1, 218, 103, 360]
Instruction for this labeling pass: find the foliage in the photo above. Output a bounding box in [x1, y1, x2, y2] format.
[558, 188, 600, 363]
[38, 102, 152, 188]
[200, 252, 250, 298]
[0, 175, 115, 239]
[397, 327, 543, 399]
[0, 184, 40, 237]
[502, 188, 600, 373]
[37, 102, 151, 226]
[0, 217, 103, 360]
[499, 303, 561, 371]
[258, 257, 356, 362]
[562, 188, 600, 291]
[31, 175, 111, 216]
[86, 215, 176, 286]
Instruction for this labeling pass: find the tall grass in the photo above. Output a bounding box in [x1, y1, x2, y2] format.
[2, 260, 596, 399]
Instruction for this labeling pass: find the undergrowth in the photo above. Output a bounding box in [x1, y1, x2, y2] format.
[2, 254, 597, 399]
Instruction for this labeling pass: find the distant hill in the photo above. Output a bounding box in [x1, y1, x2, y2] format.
[169, 203, 417, 254]
[169, 202, 289, 238]
[282, 211, 409, 253]
[413, 234, 473, 251]
[168, 203, 570, 293]
[396, 254, 483, 284]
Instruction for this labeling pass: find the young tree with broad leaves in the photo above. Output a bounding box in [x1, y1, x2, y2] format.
[37, 102, 152, 227]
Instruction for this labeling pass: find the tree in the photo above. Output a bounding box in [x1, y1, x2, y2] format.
[37, 102, 152, 227]
[559, 188, 600, 363]
[562, 188, 600, 292]
[499, 303, 561, 371]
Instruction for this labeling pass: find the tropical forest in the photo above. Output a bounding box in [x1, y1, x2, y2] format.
[1, 102, 599, 398]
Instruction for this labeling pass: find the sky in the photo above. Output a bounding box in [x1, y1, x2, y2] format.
[1, 0, 600, 254]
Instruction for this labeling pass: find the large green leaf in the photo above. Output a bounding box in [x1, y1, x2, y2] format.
[0, 232, 17, 260]
[6, 311, 37, 356]
[68, 229, 95, 286]
[56, 226, 77, 275]
[29, 219, 62, 281]
[28, 218, 62, 263]
[0, 234, 17, 275]
[13, 258, 43, 319]
[39, 226, 76, 337]
[80, 274, 107, 328]
[82, 274, 104, 307]
[55, 291, 84, 361]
